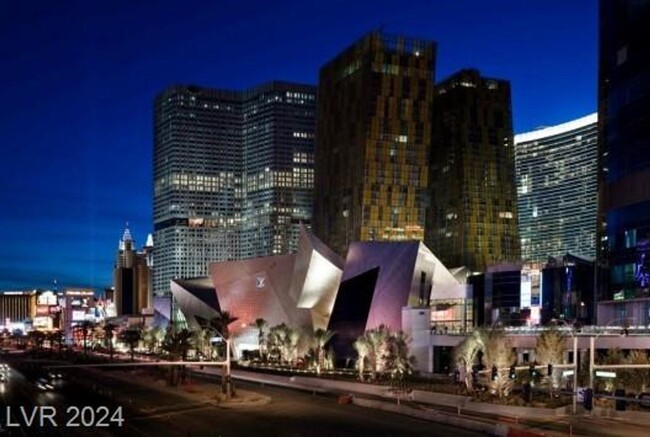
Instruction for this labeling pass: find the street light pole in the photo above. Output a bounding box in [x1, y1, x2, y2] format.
[589, 336, 595, 390]
[225, 338, 232, 399]
[573, 335, 578, 414]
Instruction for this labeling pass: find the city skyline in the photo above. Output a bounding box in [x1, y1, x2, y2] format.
[0, 0, 598, 290]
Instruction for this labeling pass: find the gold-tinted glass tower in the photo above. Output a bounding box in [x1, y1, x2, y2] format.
[427, 69, 519, 272]
[314, 32, 436, 256]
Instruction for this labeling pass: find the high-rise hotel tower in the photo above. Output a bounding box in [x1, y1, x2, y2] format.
[427, 69, 519, 272]
[515, 114, 598, 263]
[153, 82, 316, 296]
[314, 32, 436, 256]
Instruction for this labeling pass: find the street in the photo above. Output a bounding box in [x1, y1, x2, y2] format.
[0, 358, 484, 437]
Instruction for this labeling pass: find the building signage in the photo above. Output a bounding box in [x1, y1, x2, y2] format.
[256, 277, 266, 288]
[520, 273, 532, 309]
[33, 316, 53, 330]
[72, 310, 87, 322]
[37, 291, 58, 306]
[66, 290, 94, 297]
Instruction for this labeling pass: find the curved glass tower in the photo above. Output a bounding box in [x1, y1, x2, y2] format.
[515, 113, 598, 263]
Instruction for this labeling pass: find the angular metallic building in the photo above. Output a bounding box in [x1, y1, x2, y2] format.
[153, 82, 316, 297]
[515, 114, 598, 263]
[427, 69, 520, 272]
[171, 226, 343, 356]
[314, 31, 436, 256]
[327, 240, 460, 359]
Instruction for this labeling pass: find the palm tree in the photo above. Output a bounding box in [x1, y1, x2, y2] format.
[535, 327, 565, 396]
[453, 328, 485, 393]
[162, 328, 193, 385]
[142, 326, 165, 355]
[12, 329, 24, 348]
[103, 322, 118, 361]
[204, 310, 238, 394]
[29, 330, 46, 350]
[366, 325, 391, 379]
[623, 350, 650, 393]
[285, 326, 300, 366]
[313, 328, 334, 375]
[213, 310, 238, 340]
[75, 321, 97, 357]
[191, 328, 210, 359]
[481, 329, 516, 399]
[353, 337, 370, 381]
[254, 318, 267, 360]
[385, 330, 415, 381]
[267, 324, 286, 363]
[46, 330, 64, 352]
[119, 327, 142, 362]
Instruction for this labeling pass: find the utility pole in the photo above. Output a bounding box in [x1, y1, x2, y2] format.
[589, 336, 595, 390]
[573, 335, 578, 414]
[225, 338, 232, 399]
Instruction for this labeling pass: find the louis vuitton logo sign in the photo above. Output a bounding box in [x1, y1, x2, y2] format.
[256, 276, 265, 288]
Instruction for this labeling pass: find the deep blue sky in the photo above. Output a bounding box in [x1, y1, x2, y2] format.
[0, 0, 597, 291]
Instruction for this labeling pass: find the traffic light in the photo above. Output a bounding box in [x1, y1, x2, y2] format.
[583, 388, 593, 411]
[509, 365, 516, 379]
[529, 364, 536, 377]
[491, 365, 498, 381]
[547, 363, 553, 376]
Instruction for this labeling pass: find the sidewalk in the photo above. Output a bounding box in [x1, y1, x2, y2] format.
[195, 366, 550, 436]
[83, 367, 271, 411]
[207, 366, 650, 437]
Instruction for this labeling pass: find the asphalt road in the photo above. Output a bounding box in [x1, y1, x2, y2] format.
[3, 355, 650, 437]
[0, 360, 118, 436]
[0, 359, 484, 437]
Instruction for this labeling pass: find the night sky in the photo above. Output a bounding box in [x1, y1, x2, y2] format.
[0, 0, 597, 290]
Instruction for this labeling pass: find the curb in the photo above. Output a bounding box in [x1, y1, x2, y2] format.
[352, 397, 546, 437]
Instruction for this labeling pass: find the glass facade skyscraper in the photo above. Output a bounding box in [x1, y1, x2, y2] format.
[599, 0, 650, 300]
[241, 84, 316, 259]
[153, 82, 316, 296]
[515, 113, 598, 263]
[314, 31, 436, 257]
[427, 69, 519, 272]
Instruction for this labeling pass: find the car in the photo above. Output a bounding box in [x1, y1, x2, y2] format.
[638, 393, 650, 409]
[35, 378, 54, 391]
[47, 371, 62, 380]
